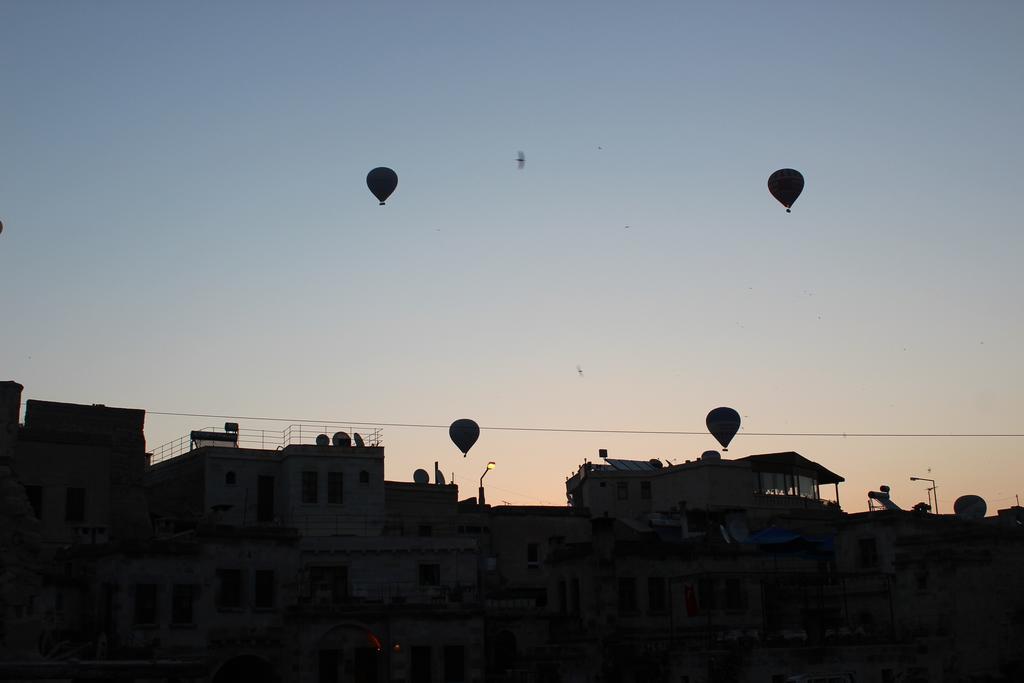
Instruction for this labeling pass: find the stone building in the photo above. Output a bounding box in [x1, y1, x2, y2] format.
[2, 382, 1023, 682]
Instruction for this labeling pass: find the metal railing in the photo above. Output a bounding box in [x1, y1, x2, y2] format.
[148, 424, 383, 465]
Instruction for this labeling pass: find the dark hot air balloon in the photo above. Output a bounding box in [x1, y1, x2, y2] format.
[449, 418, 480, 457]
[768, 168, 804, 213]
[706, 407, 741, 451]
[367, 167, 398, 205]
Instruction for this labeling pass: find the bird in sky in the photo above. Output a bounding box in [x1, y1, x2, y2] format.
[577, 365, 584, 377]
[516, 151, 525, 170]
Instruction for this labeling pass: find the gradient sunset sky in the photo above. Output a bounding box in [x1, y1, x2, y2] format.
[2, 1, 1022, 512]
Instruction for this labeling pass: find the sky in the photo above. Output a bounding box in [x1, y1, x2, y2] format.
[2, 1, 1022, 512]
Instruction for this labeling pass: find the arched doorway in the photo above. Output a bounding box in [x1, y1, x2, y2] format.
[494, 630, 517, 671]
[316, 623, 383, 683]
[212, 654, 274, 683]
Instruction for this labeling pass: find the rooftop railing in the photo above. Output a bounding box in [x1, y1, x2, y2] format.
[148, 424, 383, 465]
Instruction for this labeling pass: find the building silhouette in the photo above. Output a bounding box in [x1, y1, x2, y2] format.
[1, 381, 1022, 682]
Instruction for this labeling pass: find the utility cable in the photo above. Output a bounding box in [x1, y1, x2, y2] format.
[136, 409, 1024, 439]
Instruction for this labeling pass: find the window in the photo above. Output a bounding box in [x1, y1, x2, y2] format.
[443, 645, 465, 683]
[310, 566, 348, 604]
[648, 577, 666, 612]
[302, 471, 318, 504]
[216, 569, 243, 609]
[25, 485, 42, 520]
[65, 487, 85, 522]
[617, 482, 628, 500]
[411, 646, 431, 683]
[171, 584, 195, 624]
[254, 570, 275, 608]
[134, 584, 158, 624]
[359, 470, 370, 484]
[225, 471, 236, 486]
[640, 481, 651, 500]
[558, 580, 567, 613]
[698, 578, 716, 609]
[328, 472, 343, 504]
[758, 472, 789, 496]
[418, 524, 432, 537]
[527, 542, 540, 568]
[797, 474, 817, 499]
[725, 578, 746, 609]
[570, 578, 580, 615]
[618, 577, 637, 613]
[418, 563, 440, 587]
[256, 475, 274, 522]
[858, 538, 878, 568]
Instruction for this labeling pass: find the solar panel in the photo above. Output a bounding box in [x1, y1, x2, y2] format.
[606, 458, 657, 471]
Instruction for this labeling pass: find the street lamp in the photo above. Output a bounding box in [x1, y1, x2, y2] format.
[910, 476, 938, 514]
[479, 461, 496, 507]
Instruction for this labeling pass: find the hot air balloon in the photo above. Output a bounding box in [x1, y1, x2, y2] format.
[367, 167, 398, 205]
[768, 168, 804, 213]
[706, 407, 741, 451]
[449, 419, 480, 457]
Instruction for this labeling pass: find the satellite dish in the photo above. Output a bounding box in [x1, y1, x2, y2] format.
[701, 450, 722, 461]
[725, 513, 750, 543]
[315, 434, 330, 446]
[649, 458, 663, 468]
[449, 419, 480, 457]
[953, 495, 987, 520]
[332, 431, 351, 447]
[435, 470, 446, 485]
[353, 433, 365, 447]
[413, 469, 430, 484]
[706, 407, 741, 451]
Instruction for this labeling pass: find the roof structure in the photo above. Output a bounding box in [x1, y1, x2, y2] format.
[737, 451, 844, 485]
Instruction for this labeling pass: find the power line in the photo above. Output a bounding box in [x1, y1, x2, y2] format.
[138, 409, 1024, 439]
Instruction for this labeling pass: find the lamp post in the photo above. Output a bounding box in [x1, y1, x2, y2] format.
[479, 461, 496, 507]
[910, 476, 938, 514]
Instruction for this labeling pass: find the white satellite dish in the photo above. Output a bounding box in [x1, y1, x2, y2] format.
[953, 494, 987, 520]
[413, 469, 429, 484]
[725, 514, 750, 543]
